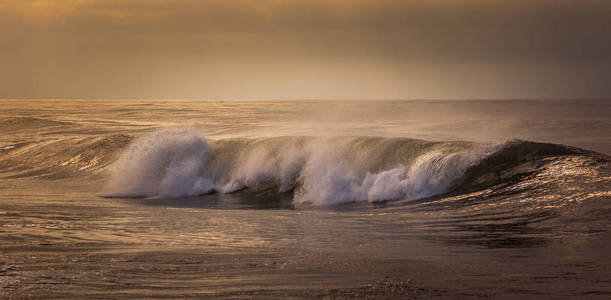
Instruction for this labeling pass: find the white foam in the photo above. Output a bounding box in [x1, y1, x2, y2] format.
[293, 148, 487, 205]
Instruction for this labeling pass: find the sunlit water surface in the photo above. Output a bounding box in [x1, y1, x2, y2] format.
[0, 99, 610, 298]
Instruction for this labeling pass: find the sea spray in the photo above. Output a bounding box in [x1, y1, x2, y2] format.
[105, 128, 214, 198]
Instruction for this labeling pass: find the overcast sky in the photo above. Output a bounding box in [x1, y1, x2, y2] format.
[1, 0, 610, 99]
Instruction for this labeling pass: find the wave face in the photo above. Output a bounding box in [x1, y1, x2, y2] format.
[97, 128, 602, 205]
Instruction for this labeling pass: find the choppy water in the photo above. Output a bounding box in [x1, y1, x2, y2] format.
[0, 99, 610, 298]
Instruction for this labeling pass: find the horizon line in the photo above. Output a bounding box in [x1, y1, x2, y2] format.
[1, 97, 610, 101]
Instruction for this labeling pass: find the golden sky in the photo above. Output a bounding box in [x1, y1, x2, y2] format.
[1, 0, 610, 99]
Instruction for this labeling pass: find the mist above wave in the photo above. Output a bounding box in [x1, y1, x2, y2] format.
[103, 128, 494, 205]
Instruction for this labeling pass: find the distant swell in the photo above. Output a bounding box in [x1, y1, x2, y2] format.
[100, 129, 603, 205]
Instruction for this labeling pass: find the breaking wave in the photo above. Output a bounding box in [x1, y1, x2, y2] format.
[1, 127, 605, 206]
[105, 129, 215, 198]
[102, 129, 493, 204]
[99, 128, 603, 205]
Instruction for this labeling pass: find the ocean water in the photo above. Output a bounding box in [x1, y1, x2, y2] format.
[0, 99, 610, 298]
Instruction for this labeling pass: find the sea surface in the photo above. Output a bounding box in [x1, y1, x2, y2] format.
[0, 99, 610, 299]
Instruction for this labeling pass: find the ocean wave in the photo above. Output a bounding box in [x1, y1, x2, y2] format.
[1, 128, 605, 205]
[101, 129, 605, 205]
[100, 129, 494, 204]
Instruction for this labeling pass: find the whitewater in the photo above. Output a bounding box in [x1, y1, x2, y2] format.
[0, 99, 610, 299]
[103, 128, 497, 203]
